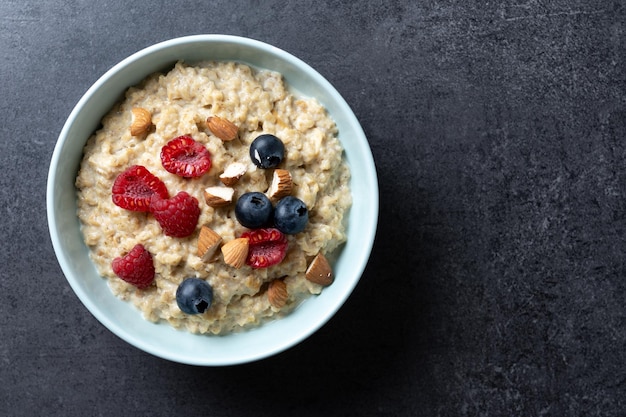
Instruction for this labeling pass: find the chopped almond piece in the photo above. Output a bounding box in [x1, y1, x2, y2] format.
[204, 186, 234, 207]
[130, 107, 152, 136]
[219, 162, 247, 186]
[267, 169, 292, 201]
[197, 226, 222, 261]
[305, 252, 334, 286]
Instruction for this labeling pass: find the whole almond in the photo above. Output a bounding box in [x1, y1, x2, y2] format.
[130, 107, 152, 136]
[207, 116, 238, 141]
[268, 279, 288, 308]
[221, 238, 249, 269]
[305, 252, 334, 286]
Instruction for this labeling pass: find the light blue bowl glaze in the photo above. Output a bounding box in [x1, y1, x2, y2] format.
[47, 35, 378, 366]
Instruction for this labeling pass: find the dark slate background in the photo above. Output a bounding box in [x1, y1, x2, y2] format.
[1, 1, 624, 416]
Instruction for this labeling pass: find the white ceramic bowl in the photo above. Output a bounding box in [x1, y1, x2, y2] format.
[47, 35, 378, 366]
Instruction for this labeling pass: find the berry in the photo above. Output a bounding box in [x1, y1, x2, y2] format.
[111, 244, 155, 288]
[235, 192, 274, 229]
[176, 278, 213, 314]
[160, 135, 212, 178]
[111, 165, 169, 211]
[249, 134, 284, 169]
[150, 191, 200, 238]
[274, 196, 309, 234]
[241, 228, 288, 269]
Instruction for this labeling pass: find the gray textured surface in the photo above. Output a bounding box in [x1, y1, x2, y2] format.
[1, 0, 625, 416]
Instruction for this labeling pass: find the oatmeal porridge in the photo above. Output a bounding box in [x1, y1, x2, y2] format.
[75, 61, 351, 335]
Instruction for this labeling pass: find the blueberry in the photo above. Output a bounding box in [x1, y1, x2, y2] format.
[250, 134, 284, 169]
[235, 192, 274, 228]
[274, 196, 308, 234]
[176, 278, 213, 314]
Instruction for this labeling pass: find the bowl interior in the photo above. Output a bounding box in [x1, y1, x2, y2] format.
[47, 35, 378, 366]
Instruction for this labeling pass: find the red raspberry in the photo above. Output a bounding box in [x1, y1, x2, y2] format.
[111, 165, 169, 212]
[150, 191, 201, 238]
[240, 228, 288, 269]
[160, 135, 212, 178]
[111, 244, 155, 288]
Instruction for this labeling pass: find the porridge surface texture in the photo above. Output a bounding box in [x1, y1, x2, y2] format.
[75, 61, 351, 334]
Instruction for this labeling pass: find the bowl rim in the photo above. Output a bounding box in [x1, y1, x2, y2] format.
[47, 34, 378, 365]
